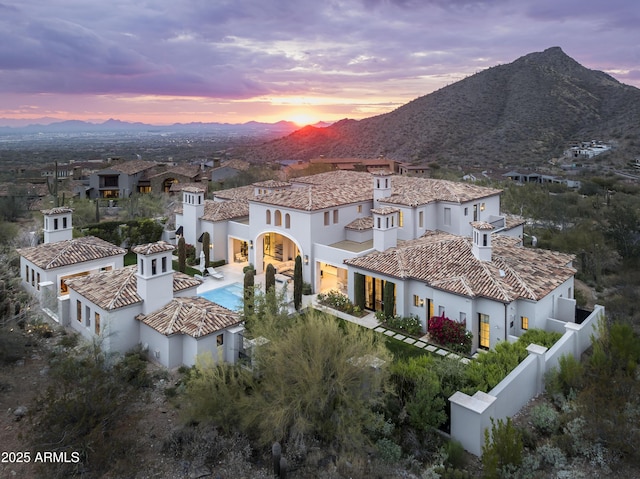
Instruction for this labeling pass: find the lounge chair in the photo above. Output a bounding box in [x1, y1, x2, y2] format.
[206, 267, 224, 279]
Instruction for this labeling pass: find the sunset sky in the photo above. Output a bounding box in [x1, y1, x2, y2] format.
[1, 0, 639, 126]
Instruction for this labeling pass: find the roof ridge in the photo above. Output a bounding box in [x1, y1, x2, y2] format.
[106, 267, 138, 310]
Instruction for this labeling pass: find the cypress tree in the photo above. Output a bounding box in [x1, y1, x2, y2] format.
[383, 280, 395, 319]
[244, 266, 255, 320]
[178, 236, 186, 273]
[265, 263, 276, 293]
[202, 231, 211, 268]
[293, 255, 303, 310]
[354, 272, 365, 310]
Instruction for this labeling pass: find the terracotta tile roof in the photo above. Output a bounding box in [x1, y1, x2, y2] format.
[17, 236, 126, 270]
[214, 185, 256, 201]
[252, 180, 291, 188]
[380, 176, 502, 207]
[41, 207, 73, 215]
[504, 214, 526, 229]
[372, 206, 400, 215]
[132, 241, 175, 255]
[202, 199, 249, 222]
[181, 185, 207, 194]
[345, 232, 575, 303]
[221, 159, 250, 171]
[136, 296, 241, 338]
[65, 265, 201, 311]
[346, 217, 374, 230]
[471, 221, 495, 230]
[109, 160, 158, 175]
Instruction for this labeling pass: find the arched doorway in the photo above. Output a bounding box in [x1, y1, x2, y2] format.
[253, 231, 302, 275]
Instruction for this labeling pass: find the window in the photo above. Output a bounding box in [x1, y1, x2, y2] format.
[521, 316, 529, 330]
[151, 259, 157, 275]
[438, 305, 445, 316]
[162, 256, 167, 273]
[419, 211, 424, 228]
[464, 207, 468, 216]
[95, 312, 101, 335]
[399, 211, 404, 227]
[413, 295, 421, 307]
[377, 217, 381, 229]
[36, 272, 40, 291]
[444, 207, 451, 226]
[357, 205, 363, 213]
[479, 313, 490, 349]
[285, 213, 290, 228]
[324, 211, 330, 225]
[31, 269, 35, 286]
[217, 334, 224, 346]
[473, 204, 478, 221]
[333, 209, 339, 223]
[275, 210, 282, 226]
[266, 210, 271, 224]
[85, 306, 91, 327]
[77, 300, 82, 322]
[54, 218, 59, 230]
[63, 217, 67, 228]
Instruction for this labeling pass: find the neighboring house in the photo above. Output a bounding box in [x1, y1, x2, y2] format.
[16, 207, 126, 321]
[88, 160, 159, 199]
[147, 163, 207, 194]
[502, 170, 581, 189]
[65, 241, 244, 368]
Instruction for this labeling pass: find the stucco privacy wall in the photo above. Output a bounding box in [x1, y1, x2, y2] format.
[449, 304, 604, 456]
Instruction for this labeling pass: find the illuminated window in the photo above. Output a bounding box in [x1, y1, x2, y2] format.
[413, 295, 421, 307]
[60, 271, 90, 295]
[95, 312, 101, 335]
[217, 334, 224, 346]
[399, 211, 404, 227]
[479, 313, 490, 349]
[521, 316, 529, 330]
[357, 205, 363, 213]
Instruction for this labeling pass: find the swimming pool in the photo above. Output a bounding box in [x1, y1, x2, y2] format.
[199, 282, 244, 311]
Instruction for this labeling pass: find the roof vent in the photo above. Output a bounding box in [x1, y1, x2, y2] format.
[499, 269, 506, 277]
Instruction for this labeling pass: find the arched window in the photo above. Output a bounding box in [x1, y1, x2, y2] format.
[275, 210, 282, 226]
[266, 210, 271, 224]
[285, 213, 291, 229]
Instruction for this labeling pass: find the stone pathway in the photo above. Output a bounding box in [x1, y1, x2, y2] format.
[310, 297, 474, 363]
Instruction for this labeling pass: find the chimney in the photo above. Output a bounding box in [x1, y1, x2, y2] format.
[471, 221, 495, 262]
[372, 170, 392, 203]
[372, 207, 399, 252]
[42, 207, 74, 244]
[133, 242, 175, 315]
[181, 186, 205, 246]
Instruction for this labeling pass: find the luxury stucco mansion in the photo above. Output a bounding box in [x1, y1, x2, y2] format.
[175, 169, 577, 352]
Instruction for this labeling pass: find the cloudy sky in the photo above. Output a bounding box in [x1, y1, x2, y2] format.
[1, 0, 638, 126]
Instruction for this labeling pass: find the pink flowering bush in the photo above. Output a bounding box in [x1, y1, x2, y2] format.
[428, 315, 472, 355]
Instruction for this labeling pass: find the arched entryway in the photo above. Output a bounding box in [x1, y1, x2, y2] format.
[253, 231, 302, 275]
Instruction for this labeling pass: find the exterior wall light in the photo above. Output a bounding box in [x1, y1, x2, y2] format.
[304, 255, 309, 264]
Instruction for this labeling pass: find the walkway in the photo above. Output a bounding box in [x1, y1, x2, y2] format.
[307, 296, 472, 364]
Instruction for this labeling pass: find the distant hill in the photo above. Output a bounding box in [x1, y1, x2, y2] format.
[0, 118, 301, 137]
[237, 47, 640, 167]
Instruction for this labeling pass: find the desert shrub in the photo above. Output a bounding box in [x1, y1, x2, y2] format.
[316, 290, 355, 314]
[0, 326, 26, 364]
[536, 443, 567, 470]
[530, 403, 560, 436]
[428, 315, 472, 354]
[481, 417, 523, 479]
[29, 341, 142, 478]
[545, 354, 584, 398]
[384, 314, 423, 336]
[444, 439, 466, 469]
[375, 437, 402, 463]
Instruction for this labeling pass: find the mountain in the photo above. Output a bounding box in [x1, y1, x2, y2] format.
[0, 118, 301, 137]
[237, 47, 640, 166]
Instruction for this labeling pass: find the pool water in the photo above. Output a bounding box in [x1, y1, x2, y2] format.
[199, 282, 244, 311]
